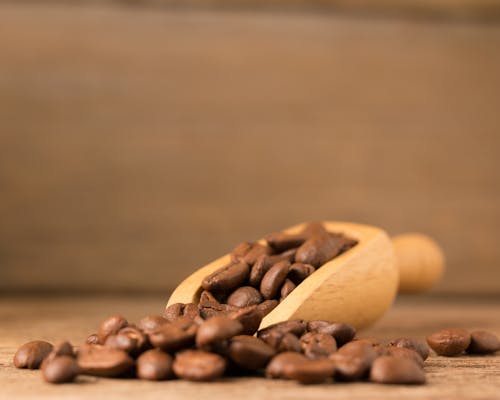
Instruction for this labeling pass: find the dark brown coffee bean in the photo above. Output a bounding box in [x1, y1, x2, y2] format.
[105, 333, 138, 355]
[288, 263, 315, 285]
[426, 328, 471, 356]
[163, 303, 184, 322]
[228, 305, 263, 336]
[202, 262, 250, 293]
[301, 332, 337, 359]
[241, 243, 273, 265]
[182, 303, 201, 321]
[467, 330, 500, 354]
[390, 337, 430, 361]
[370, 356, 426, 385]
[295, 233, 344, 268]
[198, 290, 220, 306]
[260, 261, 290, 300]
[148, 317, 198, 352]
[258, 320, 307, 340]
[228, 335, 276, 370]
[14, 340, 53, 369]
[265, 352, 308, 379]
[249, 256, 276, 286]
[86, 334, 100, 345]
[386, 346, 424, 367]
[199, 302, 237, 320]
[41, 341, 75, 369]
[277, 333, 302, 353]
[137, 349, 173, 380]
[301, 222, 329, 237]
[77, 344, 134, 377]
[265, 232, 307, 252]
[230, 242, 253, 262]
[227, 286, 263, 308]
[42, 355, 80, 384]
[280, 279, 296, 301]
[329, 341, 377, 381]
[97, 315, 128, 344]
[256, 300, 279, 317]
[196, 316, 243, 348]
[138, 315, 169, 333]
[307, 321, 356, 346]
[281, 358, 336, 384]
[173, 350, 226, 381]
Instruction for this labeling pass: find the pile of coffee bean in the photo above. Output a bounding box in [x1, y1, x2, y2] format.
[12, 222, 500, 385]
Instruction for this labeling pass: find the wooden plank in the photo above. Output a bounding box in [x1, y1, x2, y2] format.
[0, 295, 499, 399]
[0, 4, 500, 294]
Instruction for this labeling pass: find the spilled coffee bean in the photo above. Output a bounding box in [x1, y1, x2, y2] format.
[13, 341, 53, 369]
[426, 328, 471, 356]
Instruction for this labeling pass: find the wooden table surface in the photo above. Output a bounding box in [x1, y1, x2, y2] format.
[0, 295, 499, 399]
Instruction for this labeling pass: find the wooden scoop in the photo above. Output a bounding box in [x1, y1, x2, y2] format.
[167, 221, 444, 330]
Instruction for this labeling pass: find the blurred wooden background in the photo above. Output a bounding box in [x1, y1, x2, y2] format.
[1, 1, 499, 295]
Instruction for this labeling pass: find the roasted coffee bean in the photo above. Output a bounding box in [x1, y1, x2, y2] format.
[97, 315, 128, 344]
[295, 233, 344, 268]
[227, 286, 263, 308]
[280, 279, 296, 301]
[195, 316, 243, 348]
[288, 263, 315, 285]
[277, 333, 302, 353]
[230, 242, 253, 262]
[329, 341, 377, 381]
[86, 334, 100, 345]
[138, 315, 169, 333]
[241, 243, 273, 265]
[266, 352, 308, 379]
[307, 321, 356, 346]
[42, 355, 80, 384]
[390, 337, 430, 361]
[14, 340, 53, 369]
[301, 222, 329, 237]
[426, 328, 471, 356]
[258, 320, 307, 341]
[300, 332, 337, 359]
[105, 333, 138, 355]
[256, 300, 279, 317]
[228, 335, 276, 370]
[41, 341, 75, 369]
[201, 262, 250, 293]
[281, 358, 336, 384]
[173, 350, 226, 381]
[163, 303, 184, 322]
[250, 251, 298, 287]
[77, 344, 134, 377]
[136, 349, 173, 381]
[260, 261, 290, 300]
[198, 290, 221, 307]
[386, 346, 424, 367]
[370, 356, 426, 385]
[467, 330, 500, 354]
[353, 337, 381, 347]
[199, 302, 237, 320]
[148, 317, 198, 352]
[265, 232, 307, 252]
[336, 233, 358, 252]
[228, 305, 263, 336]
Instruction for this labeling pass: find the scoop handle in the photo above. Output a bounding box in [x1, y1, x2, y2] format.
[391, 233, 445, 294]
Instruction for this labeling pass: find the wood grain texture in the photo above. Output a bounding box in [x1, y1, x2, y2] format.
[0, 295, 499, 399]
[1, 4, 500, 294]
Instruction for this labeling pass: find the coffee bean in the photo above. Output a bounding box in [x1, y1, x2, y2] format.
[138, 315, 169, 333]
[41, 341, 75, 369]
[148, 317, 198, 352]
[426, 328, 471, 356]
[288, 263, 315, 285]
[77, 344, 134, 377]
[281, 358, 336, 384]
[42, 355, 80, 384]
[241, 243, 273, 265]
[307, 321, 356, 346]
[86, 334, 100, 345]
[265, 232, 307, 252]
[137, 349, 173, 380]
[14, 341, 53, 369]
[105, 333, 138, 355]
[390, 337, 430, 360]
[97, 315, 128, 344]
[329, 341, 377, 381]
[195, 316, 243, 348]
[198, 290, 221, 307]
[300, 332, 337, 359]
[467, 330, 500, 354]
[295, 233, 344, 268]
[249, 256, 276, 286]
[258, 320, 307, 341]
[256, 300, 279, 317]
[230, 242, 253, 262]
[199, 302, 237, 320]
[370, 356, 426, 385]
[260, 261, 290, 300]
[227, 286, 263, 308]
[265, 352, 308, 379]
[301, 222, 329, 237]
[173, 350, 226, 381]
[353, 337, 381, 347]
[163, 303, 184, 322]
[386, 346, 424, 367]
[277, 333, 302, 353]
[229, 305, 263, 336]
[280, 279, 296, 301]
[202, 262, 250, 293]
[228, 335, 276, 370]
